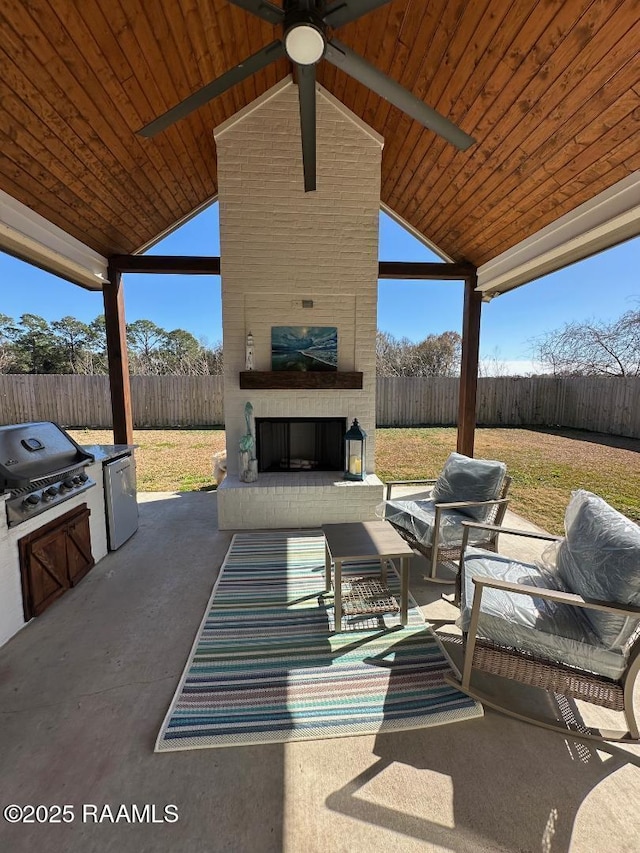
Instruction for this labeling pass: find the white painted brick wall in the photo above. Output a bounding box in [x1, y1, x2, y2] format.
[214, 80, 383, 529]
[217, 474, 385, 530]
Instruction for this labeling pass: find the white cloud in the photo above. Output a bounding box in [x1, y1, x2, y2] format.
[479, 358, 551, 376]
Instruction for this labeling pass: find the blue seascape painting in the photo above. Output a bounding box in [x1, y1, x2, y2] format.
[271, 326, 338, 372]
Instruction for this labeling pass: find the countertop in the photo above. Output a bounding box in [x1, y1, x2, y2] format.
[81, 444, 138, 463]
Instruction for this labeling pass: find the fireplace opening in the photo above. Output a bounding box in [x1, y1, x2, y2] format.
[256, 418, 346, 473]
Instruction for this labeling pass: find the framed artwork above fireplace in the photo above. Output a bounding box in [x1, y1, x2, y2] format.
[271, 326, 337, 372]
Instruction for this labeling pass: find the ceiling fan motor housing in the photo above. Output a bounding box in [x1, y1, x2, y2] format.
[284, 6, 327, 65]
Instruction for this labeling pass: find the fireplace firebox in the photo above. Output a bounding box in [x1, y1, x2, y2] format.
[256, 418, 346, 473]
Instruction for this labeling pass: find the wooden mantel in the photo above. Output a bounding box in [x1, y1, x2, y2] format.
[239, 371, 363, 390]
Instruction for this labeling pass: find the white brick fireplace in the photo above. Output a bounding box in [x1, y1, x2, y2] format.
[215, 78, 384, 530]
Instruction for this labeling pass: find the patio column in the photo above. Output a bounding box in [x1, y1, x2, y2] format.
[103, 265, 133, 444]
[457, 272, 481, 457]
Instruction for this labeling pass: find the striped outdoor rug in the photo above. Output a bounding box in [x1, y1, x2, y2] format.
[155, 531, 482, 751]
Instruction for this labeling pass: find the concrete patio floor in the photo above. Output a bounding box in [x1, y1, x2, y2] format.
[0, 491, 639, 853]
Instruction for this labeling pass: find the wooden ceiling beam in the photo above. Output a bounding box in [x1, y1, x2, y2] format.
[109, 255, 221, 274]
[378, 261, 475, 280]
[109, 257, 476, 281]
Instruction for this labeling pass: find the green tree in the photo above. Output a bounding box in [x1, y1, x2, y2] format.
[0, 313, 18, 372]
[50, 316, 92, 372]
[12, 314, 63, 373]
[1, 312, 222, 375]
[126, 319, 166, 374]
[126, 319, 165, 358]
[88, 315, 106, 353]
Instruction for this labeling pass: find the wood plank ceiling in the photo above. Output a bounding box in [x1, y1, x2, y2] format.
[1, 0, 638, 266]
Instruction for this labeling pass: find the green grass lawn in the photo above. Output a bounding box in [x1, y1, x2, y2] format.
[376, 427, 640, 534]
[70, 426, 640, 535]
[69, 427, 226, 493]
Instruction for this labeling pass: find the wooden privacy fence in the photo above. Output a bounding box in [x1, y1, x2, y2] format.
[0, 375, 638, 437]
[377, 376, 640, 438]
[0, 374, 225, 428]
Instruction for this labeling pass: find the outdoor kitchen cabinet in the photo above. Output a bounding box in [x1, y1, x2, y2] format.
[19, 504, 94, 619]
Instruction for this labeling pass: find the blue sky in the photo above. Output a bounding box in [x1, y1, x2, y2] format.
[1, 203, 638, 373]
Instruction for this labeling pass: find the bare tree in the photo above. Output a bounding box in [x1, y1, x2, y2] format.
[479, 346, 519, 377]
[376, 330, 461, 377]
[533, 309, 640, 377]
[203, 340, 224, 375]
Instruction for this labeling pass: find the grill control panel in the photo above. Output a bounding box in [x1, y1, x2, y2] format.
[6, 472, 96, 527]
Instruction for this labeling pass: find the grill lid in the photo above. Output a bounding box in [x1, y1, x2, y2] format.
[0, 421, 94, 490]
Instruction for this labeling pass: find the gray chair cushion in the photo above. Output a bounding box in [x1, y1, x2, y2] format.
[384, 499, 492, 548]
[557, 490, 640, 650]
[459, 549, 628, 681]
[431, 452, 506, 521]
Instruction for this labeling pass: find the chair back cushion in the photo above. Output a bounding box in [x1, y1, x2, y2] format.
[557, 490, 640, 649]
[431, 452, 506, 521]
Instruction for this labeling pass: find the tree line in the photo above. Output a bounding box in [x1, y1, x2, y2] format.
[0, 313, 464, 377]
[1, 308, 637, 377]
[377, 306, 640, 378]
[0, 313, 223, 375]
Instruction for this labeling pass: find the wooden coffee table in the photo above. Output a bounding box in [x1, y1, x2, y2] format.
[322, 520, 414, 629]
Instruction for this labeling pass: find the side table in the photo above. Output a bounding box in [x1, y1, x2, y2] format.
[322, 520, 414, 629]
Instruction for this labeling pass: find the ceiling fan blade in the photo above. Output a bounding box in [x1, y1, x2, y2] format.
[296, 64, 317, 192]
[324, 0, 393, 29]
[138, 40, 285, 137]
[227, 0, 284, 25]
[325, 39, 475, 150]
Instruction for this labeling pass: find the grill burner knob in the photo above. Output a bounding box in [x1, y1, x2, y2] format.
[24, 494, 40, 507]
[72, 476, 82, 485]
[62, 478, 75, 490]
[78, 472, 89, 482]
[46, 486, 59, 497]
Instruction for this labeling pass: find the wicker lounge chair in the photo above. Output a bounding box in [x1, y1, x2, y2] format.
[447, 491, 640, 743]
[384, 452, 511, 583]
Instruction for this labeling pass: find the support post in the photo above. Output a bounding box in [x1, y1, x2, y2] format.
[103, 265, 133, 444]
[457, 273, 481, 457]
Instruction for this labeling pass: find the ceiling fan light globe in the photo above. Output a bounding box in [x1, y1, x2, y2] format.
[285, 25, 325, 65]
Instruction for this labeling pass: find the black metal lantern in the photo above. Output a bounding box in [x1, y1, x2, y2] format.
[344, 419, 367, 481]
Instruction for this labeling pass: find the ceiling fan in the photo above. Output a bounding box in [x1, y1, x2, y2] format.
[139, 0, 475, 191]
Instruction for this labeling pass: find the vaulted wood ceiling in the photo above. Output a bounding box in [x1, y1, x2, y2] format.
[1, 0, 638, 266]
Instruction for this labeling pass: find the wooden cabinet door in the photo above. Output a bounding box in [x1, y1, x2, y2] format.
[66, 507, 94, 585]
[19, 504, 94, 619]
[20, 525, 69, 618]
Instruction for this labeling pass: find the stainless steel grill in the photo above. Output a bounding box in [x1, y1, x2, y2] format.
[0, 422, 96, 527]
